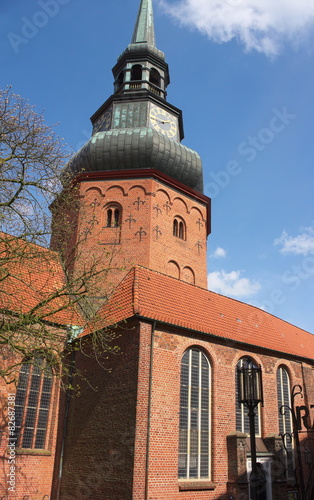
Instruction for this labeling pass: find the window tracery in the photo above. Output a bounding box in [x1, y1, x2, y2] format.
[277, 366, 294, 477]
[179, 348, 211, 479]
[14, 358, 53, 449]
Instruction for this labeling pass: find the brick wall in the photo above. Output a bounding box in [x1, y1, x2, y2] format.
[0, 349, 61, 499]
[145, 324, 312, 499]
[52, 319, 149, 500]
[52, 317, 314, 500]
[51, 172, 210, 299]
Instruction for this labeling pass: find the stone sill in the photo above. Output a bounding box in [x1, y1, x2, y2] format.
[16, 448, 51, 456]
[178, 480, 216, 491]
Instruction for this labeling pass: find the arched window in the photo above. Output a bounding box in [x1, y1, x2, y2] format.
[131, 64, 142, 81]
[173, 217, 186, 240]
[178, 348, 211, 479]
[106, 206, 121, 227]
[149, 68, 161, 87]
[117, 71, 124, 89]
[14, 358, 53, 449]
[277, 366, 294, 477]
[236, 357, 261, 435]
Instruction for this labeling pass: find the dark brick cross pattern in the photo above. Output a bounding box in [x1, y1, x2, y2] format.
[196, 218, 204, 230]
[163, 201, 172, 214]
[135, 227, 147, 242]
[153, 225, 162, 240]
[125, 214, 136, 229]
[133, 197, 146, 210]
[88, 212, 99, 228]
[90, 198, 101, 209]
[195, 240, 203, 255]
[153, 204, 162, 217]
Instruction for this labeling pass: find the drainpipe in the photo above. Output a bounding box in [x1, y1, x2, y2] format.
[144, 320, 156, 500]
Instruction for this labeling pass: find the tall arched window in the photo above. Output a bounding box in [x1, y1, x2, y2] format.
[14, 358, 53, 449]
[131, 64, 142, 81]
[236, 357, 261, 435]
[277, 366, 294, 477]
[173, 217, 186, 240]
[178, 348, 211, 479]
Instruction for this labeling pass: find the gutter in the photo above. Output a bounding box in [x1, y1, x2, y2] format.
[133, 313, 314, 366]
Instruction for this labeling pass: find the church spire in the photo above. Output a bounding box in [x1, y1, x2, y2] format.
[131, 0, 156, 46]
[112, 0, 169, 99]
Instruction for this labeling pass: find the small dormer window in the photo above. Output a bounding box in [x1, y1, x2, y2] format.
[173, 217, 186, 240]
[131, 64, 142, 81]
[149, 68, 161, 87]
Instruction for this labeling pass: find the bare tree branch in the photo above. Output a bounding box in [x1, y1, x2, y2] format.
[0, 87, 122, 386]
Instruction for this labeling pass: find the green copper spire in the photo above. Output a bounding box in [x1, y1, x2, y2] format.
[131, 0, 156, 46]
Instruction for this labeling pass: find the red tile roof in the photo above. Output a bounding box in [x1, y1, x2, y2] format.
[0, 233, 82, 326]
[85, 265, 314, 360]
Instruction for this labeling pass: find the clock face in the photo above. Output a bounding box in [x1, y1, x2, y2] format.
[93, 109, 112, 133]
[149, 106, 177, 139]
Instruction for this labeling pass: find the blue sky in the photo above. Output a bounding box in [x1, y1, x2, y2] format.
[1, 0, 314, 333]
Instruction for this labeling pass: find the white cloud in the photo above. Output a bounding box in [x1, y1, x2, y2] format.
[210, 246, 227, 258]
[274, 227, 314, 255]
[159, 0, 314, 56]
[207, 269, 261, 298]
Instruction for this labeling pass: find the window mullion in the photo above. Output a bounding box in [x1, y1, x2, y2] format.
[187, 349, 192, 479]
[18, 365, 31, 447]
[32, 369, 44, 448]
[280, 369, 285, 434]
[198, 351, 202, 478]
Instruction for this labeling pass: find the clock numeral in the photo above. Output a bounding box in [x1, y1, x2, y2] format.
[149, 105, 177, 139]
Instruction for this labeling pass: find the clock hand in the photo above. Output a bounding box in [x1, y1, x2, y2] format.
[151, 118, 170, 124]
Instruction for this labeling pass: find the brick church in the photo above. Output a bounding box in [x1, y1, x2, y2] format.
[1, 1, 314, 499]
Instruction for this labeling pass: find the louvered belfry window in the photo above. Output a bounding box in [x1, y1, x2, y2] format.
[178, 348, 211, 479]
[236, 357, 261, 435]
[14, 358, 53, 449]
[277, 366, 294, 477]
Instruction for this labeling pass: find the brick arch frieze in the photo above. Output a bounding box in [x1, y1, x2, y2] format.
[190, 205, 205, 219]
[182, 266, 195, 284]
[155, 188, 171, 204]
[127, 184, 150, 196]
[82, 186, 104, 197]
[167, 260, 180, 279]
[171, 196, 189, 214]
[105, 184, 127, 197]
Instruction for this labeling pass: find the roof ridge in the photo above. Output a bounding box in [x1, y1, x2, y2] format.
[0, 231, 61, 257]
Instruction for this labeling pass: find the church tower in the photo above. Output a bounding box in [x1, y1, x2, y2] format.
[51, 0, 211, 298]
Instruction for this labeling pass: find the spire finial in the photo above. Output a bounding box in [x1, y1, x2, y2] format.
[131, 0, 156, 46]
